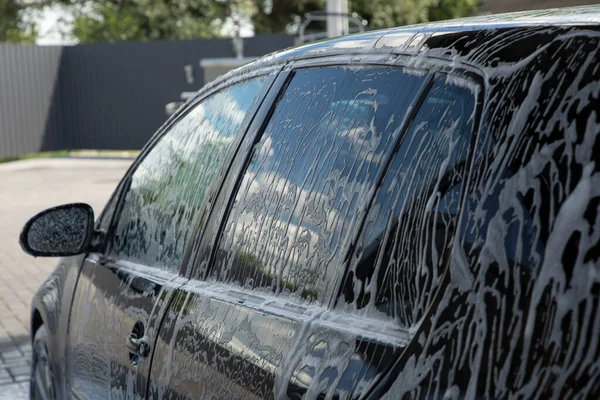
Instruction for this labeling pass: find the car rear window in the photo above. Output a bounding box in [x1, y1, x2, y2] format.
[337, 74, 479, 327]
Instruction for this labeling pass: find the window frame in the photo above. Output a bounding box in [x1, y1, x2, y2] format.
[190, 55, 462, 305]
[93, 67, 281, 277]
[182, 54, 487, 309]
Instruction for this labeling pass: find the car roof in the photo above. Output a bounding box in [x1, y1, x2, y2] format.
[204, 5, 600, 95]
[273, 5, 599, 59]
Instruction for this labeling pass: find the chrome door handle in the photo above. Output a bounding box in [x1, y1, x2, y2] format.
[127, 321, 149, 366]
[126, 334, 149, 359]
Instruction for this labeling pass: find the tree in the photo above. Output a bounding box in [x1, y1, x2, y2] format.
[247, 0, 480, 34]
[428, 0, 480, 22]
[71, 0, 229, 42]
[350, 0, 434, 28]
[0, 0, 36, 43]
[5, 0, 480, 44]
[69, 0, 480, 42]
[348, 0, 433, 29]
[245, 0, 325, 35]
[350, 0, 480, 30]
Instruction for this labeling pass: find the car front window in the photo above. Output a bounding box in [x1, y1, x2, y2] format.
[108, 77, 265, 272]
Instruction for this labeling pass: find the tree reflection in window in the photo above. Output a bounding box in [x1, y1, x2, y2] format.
[213, 66, 426, 303]
[110, 78, 265, 272]
[339, 76, 478, 327]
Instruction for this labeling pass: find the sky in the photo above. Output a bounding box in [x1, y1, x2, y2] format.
[34, 6, 75, 45]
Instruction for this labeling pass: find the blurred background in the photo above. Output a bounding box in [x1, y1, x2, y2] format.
[2, 0, 598, 160]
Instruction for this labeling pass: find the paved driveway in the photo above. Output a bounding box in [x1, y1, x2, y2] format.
[0, 157, 131, 396]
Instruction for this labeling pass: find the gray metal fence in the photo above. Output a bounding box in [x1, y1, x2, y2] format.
[0, 45, 63, 157]
[0, 34, 294, 158]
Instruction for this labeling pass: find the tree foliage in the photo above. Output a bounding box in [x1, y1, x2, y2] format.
[2, 0, 480, 44]
[245, 0, 326, 34]
[350, 0, 434, 29]
[352, 0, 480, 29]
[246, 0, 480, 35]
[0, 0, 36, 43]
[71, 0, 229, 42]
[427, 0, 480, 22]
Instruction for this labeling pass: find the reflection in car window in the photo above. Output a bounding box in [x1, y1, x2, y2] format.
[339, 76, 478, 327]
[212, 66, 426, 303]
[109, 78, 265, 272]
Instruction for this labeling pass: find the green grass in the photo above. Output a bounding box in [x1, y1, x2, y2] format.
[0, 149, 140, 164]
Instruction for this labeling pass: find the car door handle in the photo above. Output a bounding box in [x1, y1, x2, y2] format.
[126, 321, 149, 365]
[126, 334, 149, 359]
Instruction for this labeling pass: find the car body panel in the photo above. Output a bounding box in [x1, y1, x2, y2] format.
[374, 19, 600, 400]
[67, 256, 184, 398]
[30, 255, 86, 399]
[148, 282, 303, 399]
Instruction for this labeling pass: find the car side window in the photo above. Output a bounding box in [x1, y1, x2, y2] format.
[338, 75, 478, 327]
[108, 77, 265, 272]
[210, 66, 426, 303]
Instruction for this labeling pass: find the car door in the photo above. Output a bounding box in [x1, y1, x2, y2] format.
[65, 73, 273, 399]
[147, 61, 432, 399]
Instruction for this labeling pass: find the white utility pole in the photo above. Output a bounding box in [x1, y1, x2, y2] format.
[326, 0, 349, 38]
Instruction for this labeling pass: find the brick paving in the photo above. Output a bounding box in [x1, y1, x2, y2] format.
[0, 157, 131, 395]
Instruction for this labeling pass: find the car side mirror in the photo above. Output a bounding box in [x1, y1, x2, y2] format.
[19, 203, 95, 257]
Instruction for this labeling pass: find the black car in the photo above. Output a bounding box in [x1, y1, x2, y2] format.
[20, 6, 600, 399]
